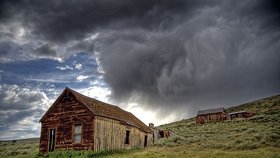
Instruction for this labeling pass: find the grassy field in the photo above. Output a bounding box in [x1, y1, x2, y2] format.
[1, 94, 280, 158]
[105, 146, 280, 158]
[0, 138, 39, 158]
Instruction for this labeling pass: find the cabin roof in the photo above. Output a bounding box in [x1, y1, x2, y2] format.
[197, 107, 225, 116]
[228, 111, 247, 115]
[40, 87, 152, 133]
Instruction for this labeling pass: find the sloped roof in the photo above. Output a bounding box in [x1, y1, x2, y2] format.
[228, 111, 247, 115]
[197, 107, 225, 116]
[40, 87, 152, 133]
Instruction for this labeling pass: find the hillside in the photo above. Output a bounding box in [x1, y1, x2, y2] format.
[157, 94, 280, 149]
[0, 94, 279, 158]
[226, 94, 280, 114]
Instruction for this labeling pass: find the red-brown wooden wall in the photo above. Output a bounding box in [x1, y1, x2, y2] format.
[39, 93, 94, 152]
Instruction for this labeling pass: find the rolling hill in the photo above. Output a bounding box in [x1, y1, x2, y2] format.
[157, 94, 280, 149]
[0, 94, 279, 158]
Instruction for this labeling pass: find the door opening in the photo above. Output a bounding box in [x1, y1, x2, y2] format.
[144, 135, 148, 147]
[48, 129, 55, 152]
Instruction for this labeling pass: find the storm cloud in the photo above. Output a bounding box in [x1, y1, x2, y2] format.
[0, 85, 49, 139]
[95, 0, 280, 115]
[0, 0, 280, 132]
[10, 1, 219, 39]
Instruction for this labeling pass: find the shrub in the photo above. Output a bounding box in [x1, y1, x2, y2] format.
[8, 151, 19, 156]
[234, 139, 242, 144]
[166, 142, 176, 147]
[235, 142, 260, 150]
[170, 135, 186, 144]
[247, 129, 257, 134]
[253, 134, 262, 141]
[154, 138, 167, 146]
[264, 132, 280, 147]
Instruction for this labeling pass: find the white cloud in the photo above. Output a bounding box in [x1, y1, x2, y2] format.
[56, 65, 73, 70]
[0, 84, 52, 140]
[125, 103, 179, 126]
[94, 51, 105, 74]
[25, 78, 70, 83]
[76, 75, 90, 81]
[77, 86, 111, 103]
[0, 57, 14, 63]
[74, 63, 82, 70]
[0, 84, 50, 111]
[57, 63, 82, 71]
[84, 33, 99, 41]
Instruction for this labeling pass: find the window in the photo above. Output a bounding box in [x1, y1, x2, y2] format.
[125, 130, 130, 144]
[74, 125, 82, 143]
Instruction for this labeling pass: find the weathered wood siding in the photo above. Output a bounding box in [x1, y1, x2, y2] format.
[196, 112, 226, 124]
[228, 112, 254, 120]
[94, 116, 152, 151]
[39, 94, 94, 152]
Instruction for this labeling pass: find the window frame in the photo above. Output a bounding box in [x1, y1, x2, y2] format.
[73, 125, 82, 144]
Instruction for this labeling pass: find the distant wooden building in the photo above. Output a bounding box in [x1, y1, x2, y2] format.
[196, 108, 227, 124]
[227, 111, 254, 120]
[149, 123, 174, 142]
[158, 130, 174, 138]
[39, 87, 153, 153]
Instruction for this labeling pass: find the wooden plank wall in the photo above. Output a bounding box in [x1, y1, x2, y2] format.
[196, 112, 227, 124]
[94, 116, 152, 152]
[40, 95, 94, 152]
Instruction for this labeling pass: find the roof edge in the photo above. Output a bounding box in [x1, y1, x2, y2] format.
[39, 87, 95, 122]
[39, 88, 69, 122]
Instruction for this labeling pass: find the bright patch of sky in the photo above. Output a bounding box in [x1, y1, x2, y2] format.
[0, 52, 114, 140]
[0, 52, 102, 90]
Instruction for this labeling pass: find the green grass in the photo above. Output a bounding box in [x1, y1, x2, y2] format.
[0, 138, 39, 158]
[156, 94, 280, 150]
[104, 146, 280, 158]
[1, 94, 280, 158]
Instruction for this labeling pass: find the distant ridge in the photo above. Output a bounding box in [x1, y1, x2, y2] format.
[0, 137, 39, 142]
[226, 94, 280, 114]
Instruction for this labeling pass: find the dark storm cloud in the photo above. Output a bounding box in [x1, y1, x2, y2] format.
[31, 43, 57, 57]
[0, 0, 213, 43]
[0, 42, 21, 55]
[0, 0, 279, 120]
[96, 0, 280, 116]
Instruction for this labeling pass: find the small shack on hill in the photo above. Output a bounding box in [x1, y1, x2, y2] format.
[148, 123, 174, 142]
[39, 87, 153, 153]
[227, 111, 254, 120]
[196, 107, 227, 124]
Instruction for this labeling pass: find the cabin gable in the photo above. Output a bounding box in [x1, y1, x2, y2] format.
[39, 89, 94, 152]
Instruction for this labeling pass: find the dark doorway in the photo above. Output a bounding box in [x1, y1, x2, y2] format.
[48, 129, 55, 152]
[144, 135, 148, 147]
[125, 130, 130, 144]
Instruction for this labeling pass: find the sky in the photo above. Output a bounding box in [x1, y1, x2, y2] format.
[0, 0, 280, 140]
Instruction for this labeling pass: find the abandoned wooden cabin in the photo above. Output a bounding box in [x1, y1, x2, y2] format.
[39, 87, 153, 153]
[148, 123, 174, 142]
[196, 107, 227, 124]
[227, 111, 254, 120]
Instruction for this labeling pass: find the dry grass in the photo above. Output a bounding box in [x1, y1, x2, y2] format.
[105, 146, 280, 158]
[0, 94, 279, 158]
